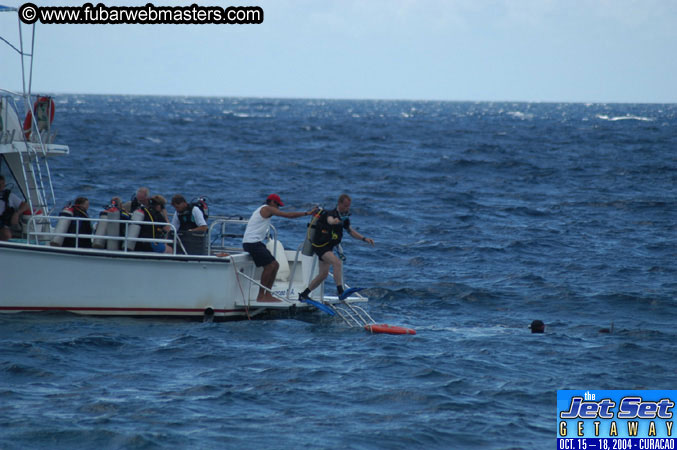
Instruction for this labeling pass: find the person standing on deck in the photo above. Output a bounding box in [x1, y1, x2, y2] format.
[243, 194, 318, 302]
[170, 195, 208, 234]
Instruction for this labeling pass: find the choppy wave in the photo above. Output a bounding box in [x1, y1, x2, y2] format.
[596, 114, 655, 121]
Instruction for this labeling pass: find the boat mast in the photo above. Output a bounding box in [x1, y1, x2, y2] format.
[1, 6, 58, 213]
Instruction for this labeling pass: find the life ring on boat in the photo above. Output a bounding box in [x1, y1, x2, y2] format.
[364, 324, 417, 335]
[23, 96, 55, 140]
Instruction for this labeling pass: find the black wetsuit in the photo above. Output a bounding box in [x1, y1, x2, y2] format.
[61, 206, 92, 248]
[0, 189, 15, 227]
[176, 206, 199, 232]
[311, 208, 350, 259]
[135, 207, 165, 252]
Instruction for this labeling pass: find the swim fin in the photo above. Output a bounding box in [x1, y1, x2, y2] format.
[339, 287, 365, 301]
[300, 298, 335, 315]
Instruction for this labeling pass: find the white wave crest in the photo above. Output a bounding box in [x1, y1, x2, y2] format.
[507, 111, 534, 120]
[596, 114, 654, 122]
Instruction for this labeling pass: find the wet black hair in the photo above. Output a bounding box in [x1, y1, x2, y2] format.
[529, 320, 545, 333]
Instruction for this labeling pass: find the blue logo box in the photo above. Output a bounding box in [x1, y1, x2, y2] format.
[558, 390, 676, 440]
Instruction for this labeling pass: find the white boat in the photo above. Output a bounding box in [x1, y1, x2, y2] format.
[0, 6, 369, 323]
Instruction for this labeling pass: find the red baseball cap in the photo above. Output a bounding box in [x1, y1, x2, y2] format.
[267, 193, 284, 206]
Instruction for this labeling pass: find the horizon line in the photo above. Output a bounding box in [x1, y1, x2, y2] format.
[5, 89, 676, 106]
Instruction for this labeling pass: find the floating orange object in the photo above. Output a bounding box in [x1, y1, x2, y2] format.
[364, 324, 416, 335]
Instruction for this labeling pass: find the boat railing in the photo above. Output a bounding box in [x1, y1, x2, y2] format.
[207, 216, 278, 257]
[25, 214, 185, 254]
[207, 216, 247, 253]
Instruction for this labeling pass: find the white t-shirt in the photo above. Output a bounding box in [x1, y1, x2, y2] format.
[171, 205, 207, 230]
[0, 190, 23, 216]
[242, 205, 270, 244]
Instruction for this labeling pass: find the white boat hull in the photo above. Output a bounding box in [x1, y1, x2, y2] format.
[0, 242, 298, 319]
[0, 241, 363, 320]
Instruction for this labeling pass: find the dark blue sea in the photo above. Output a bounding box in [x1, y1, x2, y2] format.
[1, 97, 676, 449]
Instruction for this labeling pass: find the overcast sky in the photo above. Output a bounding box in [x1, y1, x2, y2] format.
[1, 0, 676, 103]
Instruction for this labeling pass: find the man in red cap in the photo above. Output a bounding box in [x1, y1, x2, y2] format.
[242, 194, 318, 302]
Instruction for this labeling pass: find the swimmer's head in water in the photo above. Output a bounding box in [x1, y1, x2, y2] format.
[530, 320, 545, 333]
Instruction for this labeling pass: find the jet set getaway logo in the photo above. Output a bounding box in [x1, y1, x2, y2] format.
[558, 390, 677, 450]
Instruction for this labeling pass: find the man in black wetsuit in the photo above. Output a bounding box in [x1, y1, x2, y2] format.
[298, 193, 374, 301]
[61, 196, 92, 248]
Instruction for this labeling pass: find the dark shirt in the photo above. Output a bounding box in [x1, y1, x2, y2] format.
[0, 189, 16, 226]
[177, 207, 198, 232]
[135, 207, 165, 252]
[312, 208, 350, 248]
[61, 206, 92, 248]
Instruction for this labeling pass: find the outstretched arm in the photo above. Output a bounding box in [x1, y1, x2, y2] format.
[349, 227, 374, 246]
[267, 205, 319, 219]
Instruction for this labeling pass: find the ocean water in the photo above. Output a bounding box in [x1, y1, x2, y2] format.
[1, 97, 676, 449]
